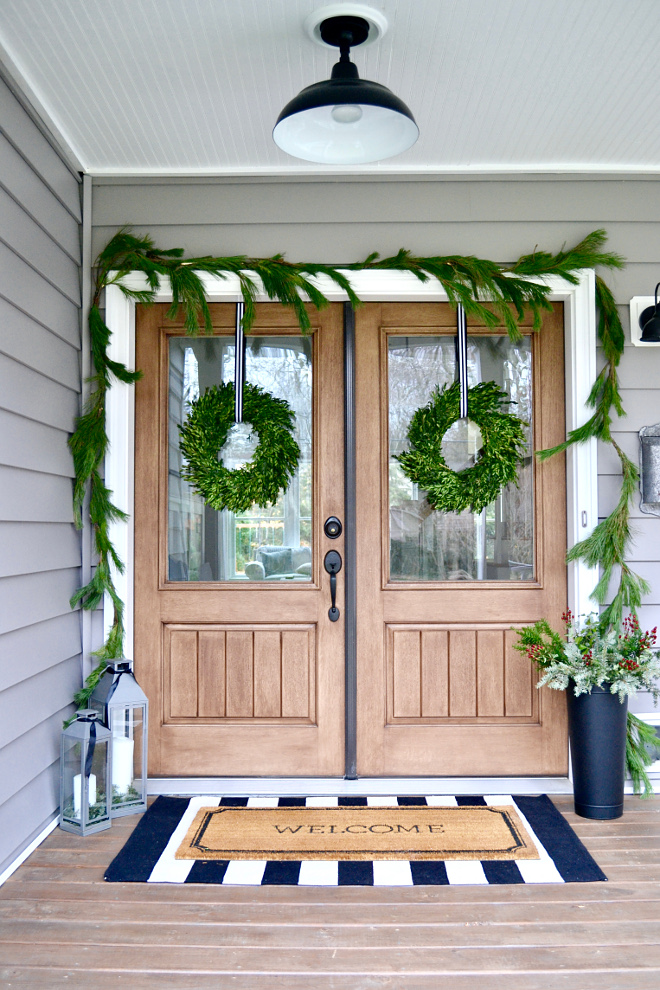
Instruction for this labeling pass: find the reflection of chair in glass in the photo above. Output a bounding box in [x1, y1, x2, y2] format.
[390, 499, 442, 580]
[168, 555, 188, 581]
[244, 545, 311, 580]
[390, 498, 483, 581]
[440, 510, 480, 581]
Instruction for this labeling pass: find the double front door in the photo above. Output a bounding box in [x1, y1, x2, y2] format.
[134, 301, 567, 778]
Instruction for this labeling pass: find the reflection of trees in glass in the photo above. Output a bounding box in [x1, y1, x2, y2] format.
[501, 343, 533, 567]
[298, 462, 312, 519]
[389, 338, 457, 455]
[181, 336, 312, 449]
[245, 339, 312, 451]
[183, 347, 200, 409]
[389, 460, 414, 505]
[388, 334, 533, 583]
[505, 468, 533, 562]
[233, 342, 312, 572]
[503, 345, 532, 447]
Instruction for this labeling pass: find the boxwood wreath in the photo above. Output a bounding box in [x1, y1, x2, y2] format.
[67, 227, 658, 792]
[178, 382, 300, 513]
[396, 380, 527, 515]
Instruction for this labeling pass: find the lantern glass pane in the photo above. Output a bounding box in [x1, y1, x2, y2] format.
[86, 737, 110, 825]
[110, 706, 145, 808]
[61, 736, 109, 827]
[61, 736, 82, 824]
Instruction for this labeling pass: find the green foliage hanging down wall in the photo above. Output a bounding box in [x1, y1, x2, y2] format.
[68, 228, 656, 791]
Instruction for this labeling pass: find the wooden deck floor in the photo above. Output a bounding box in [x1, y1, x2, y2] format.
[0, 795, 659, 988]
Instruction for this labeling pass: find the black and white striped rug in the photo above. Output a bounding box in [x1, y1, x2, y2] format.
[105, 794, 606, 886]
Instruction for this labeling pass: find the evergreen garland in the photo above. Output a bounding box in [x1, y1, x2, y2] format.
[627, 712, 660, 797]
[67, 228, 655, 791]
[396, 381, 527, 514]
[179, 382, 300, 514]
[538, 275, 647, 628]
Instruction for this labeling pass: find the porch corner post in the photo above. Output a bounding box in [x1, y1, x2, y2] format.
[343, 302, 358, 779]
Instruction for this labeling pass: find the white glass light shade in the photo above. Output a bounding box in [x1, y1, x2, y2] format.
[274, 102, 418, 164]
[273, 62, 418, 164]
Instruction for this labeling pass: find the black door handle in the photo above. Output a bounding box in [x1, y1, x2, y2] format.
[324, 550, 342, 622]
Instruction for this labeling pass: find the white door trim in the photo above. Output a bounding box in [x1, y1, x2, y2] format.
[104, 270, 598, 786]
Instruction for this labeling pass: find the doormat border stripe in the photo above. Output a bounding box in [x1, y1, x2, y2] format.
[104, 794, 607, 886]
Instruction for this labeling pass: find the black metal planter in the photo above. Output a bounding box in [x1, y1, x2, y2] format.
[566, 684, 628, 820]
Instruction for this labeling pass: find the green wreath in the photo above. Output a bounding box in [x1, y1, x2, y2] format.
[178, 382, 300, 514]
[396, 380, 527, 514]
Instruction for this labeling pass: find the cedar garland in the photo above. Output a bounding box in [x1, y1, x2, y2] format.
[68, 229, 653, 788]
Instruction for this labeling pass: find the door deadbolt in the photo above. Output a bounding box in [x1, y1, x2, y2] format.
[324, 516, 342, 539]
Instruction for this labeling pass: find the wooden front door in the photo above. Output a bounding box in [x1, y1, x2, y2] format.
[354, 302, 568, 776]
[134, 299, 568, 779]
[134, 302, 345, 777]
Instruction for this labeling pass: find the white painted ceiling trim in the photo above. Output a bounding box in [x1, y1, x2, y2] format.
[87, 165, 660, 178]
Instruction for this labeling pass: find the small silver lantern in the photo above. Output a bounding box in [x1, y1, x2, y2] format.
[89, 659, 148, 817]
[60, 710, 112, 835]
[640, 424, 660, 517]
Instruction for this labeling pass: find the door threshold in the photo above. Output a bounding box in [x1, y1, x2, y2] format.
[147, 776, 576, 796]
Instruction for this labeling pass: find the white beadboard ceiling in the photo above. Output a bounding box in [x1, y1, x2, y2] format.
[1, 0, 659, 176]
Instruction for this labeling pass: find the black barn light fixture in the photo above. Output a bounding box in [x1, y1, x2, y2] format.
[639, 283, 660, 342]
[273, 5, 418, 165]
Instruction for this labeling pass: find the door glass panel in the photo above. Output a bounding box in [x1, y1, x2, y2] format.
[388, 335, 533, 582]
[168, 335, 312, 581]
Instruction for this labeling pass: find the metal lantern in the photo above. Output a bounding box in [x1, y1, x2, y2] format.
[60, 710, 112, 835]
[89, 660, 148, 817]
[639, 424, 660, 517]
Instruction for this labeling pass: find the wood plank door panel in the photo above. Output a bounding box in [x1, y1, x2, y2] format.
[134, 303, 345, 777]
[355, 302, 568, 777]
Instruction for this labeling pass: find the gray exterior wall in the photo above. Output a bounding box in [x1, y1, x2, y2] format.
[93, 175, 660, 716]
[0, 77, 82, 874]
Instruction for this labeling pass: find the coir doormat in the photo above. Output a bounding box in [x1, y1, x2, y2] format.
[176, 803, 539, 861]
[105, 794, 607, 886]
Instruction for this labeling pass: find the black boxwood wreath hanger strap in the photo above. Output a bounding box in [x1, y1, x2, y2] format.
[396, 380, 527, 515]
[178, 382, 301, 514]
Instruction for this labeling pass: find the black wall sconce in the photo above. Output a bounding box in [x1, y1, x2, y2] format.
[639, 283, 660, 343]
